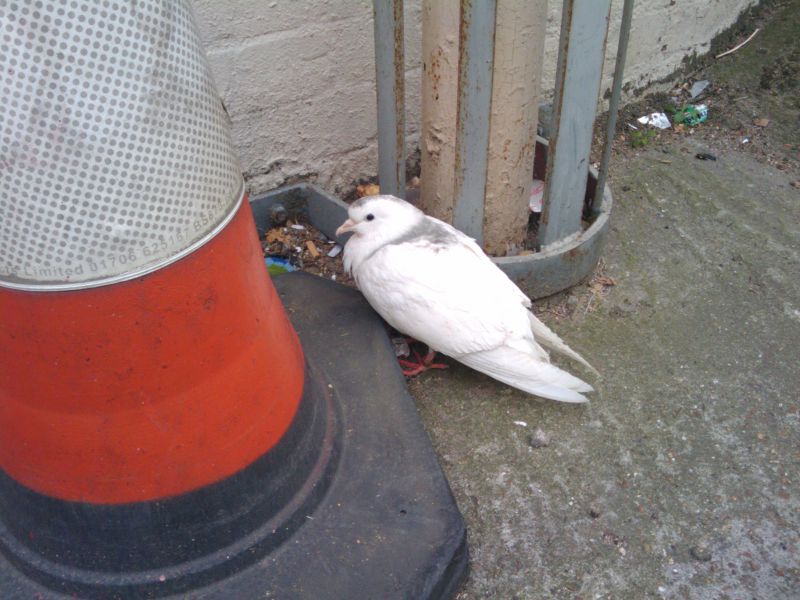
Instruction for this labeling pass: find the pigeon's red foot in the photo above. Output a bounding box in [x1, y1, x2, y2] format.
[398, 347, 448, 377]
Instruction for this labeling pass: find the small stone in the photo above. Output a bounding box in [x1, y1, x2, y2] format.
[690, 544, 712, 562]
[589, 505, 602, 519]
[529, 428, 551, 448]
[391, 337, 410, 358]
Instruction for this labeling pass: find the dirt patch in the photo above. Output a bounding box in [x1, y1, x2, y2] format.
[594, 0, 800, 178]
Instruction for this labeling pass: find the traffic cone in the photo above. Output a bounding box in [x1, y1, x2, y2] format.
[0, 2, 466, 598]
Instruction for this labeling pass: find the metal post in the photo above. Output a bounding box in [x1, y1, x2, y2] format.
[482, 0, 547, 256]
[373, 0, 406, 199]
[452, 0, 497, 246]
[539, 0, 612, 247]
[595, 0, 635, 212]
[419, 0, 460, 222]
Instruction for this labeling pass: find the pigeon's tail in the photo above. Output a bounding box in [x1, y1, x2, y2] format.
[527, 312, 600, 377]
[458, 346, 594, 403]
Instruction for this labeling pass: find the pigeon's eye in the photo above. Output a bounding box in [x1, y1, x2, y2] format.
[366, 213, 375, 221]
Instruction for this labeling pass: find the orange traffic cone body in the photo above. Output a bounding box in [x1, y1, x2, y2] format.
[0, 2, 332, 594]
[0, 200, 304, 504]
[0, 2, 466, 598]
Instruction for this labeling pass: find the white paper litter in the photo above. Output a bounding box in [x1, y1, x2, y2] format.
[528, 179, 545, 213]
[327, 244, 343, 258]
[637, 112, 671, 129]
[513, 420, 528, 427]
[290, 224, 305, 230]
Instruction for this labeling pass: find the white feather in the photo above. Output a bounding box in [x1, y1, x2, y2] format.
[338, 195, 597, 403]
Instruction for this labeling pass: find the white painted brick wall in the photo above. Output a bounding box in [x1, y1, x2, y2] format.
[191, 0, 755, 199]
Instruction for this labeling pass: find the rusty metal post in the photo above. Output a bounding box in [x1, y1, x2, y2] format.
[451, 0, 497, 245]
[419, 0, 460, 222]
[539, 0, 612, 247]
[373, 0, 406, 199]
[482, 0, 547, 256]
[423, 1, 544, 253]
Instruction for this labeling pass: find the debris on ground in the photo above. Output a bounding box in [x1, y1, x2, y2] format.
[356, 182, 381, 198]
[305, 240, 320, 257]
[637, 112, 671, 129]
[689, 79, 711, 98]
[674, 103, 709, 126]
[715, 27, 760, 59]
[262, 218, 354, 286]
[265, 256, 296, 276]
[695, 152, 718, 161]
[600, 1, 799, 175]
[391, 336, 411, 358]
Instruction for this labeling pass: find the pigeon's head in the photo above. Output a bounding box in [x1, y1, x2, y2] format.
[335, 195, 423, 241]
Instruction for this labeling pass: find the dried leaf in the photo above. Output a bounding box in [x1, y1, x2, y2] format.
[266, 228, 288, 244]
[356, 183, 380, 198]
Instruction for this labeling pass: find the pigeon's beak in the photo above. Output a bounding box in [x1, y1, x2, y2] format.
[335, 218, 356, 237]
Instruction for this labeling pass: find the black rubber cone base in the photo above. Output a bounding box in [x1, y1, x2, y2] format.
[0, 273, 468, 600]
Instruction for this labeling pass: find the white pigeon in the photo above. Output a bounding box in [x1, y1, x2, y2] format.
[335, 195, 598, 403]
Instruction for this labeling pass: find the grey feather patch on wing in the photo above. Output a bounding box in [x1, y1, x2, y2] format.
[351, 195, 408, 210]
[363, 219, 460, 263]
[391, 219, 460, 247]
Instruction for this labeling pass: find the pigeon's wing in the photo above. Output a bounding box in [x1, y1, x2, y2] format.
[435, 220, 533, 308]
[458, 346, 592, 403]
[356, 235, 535, 358]
[438, 221, 597, 373]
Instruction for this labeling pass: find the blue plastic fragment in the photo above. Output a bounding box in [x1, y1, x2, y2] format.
[265, 256, 296, 276]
